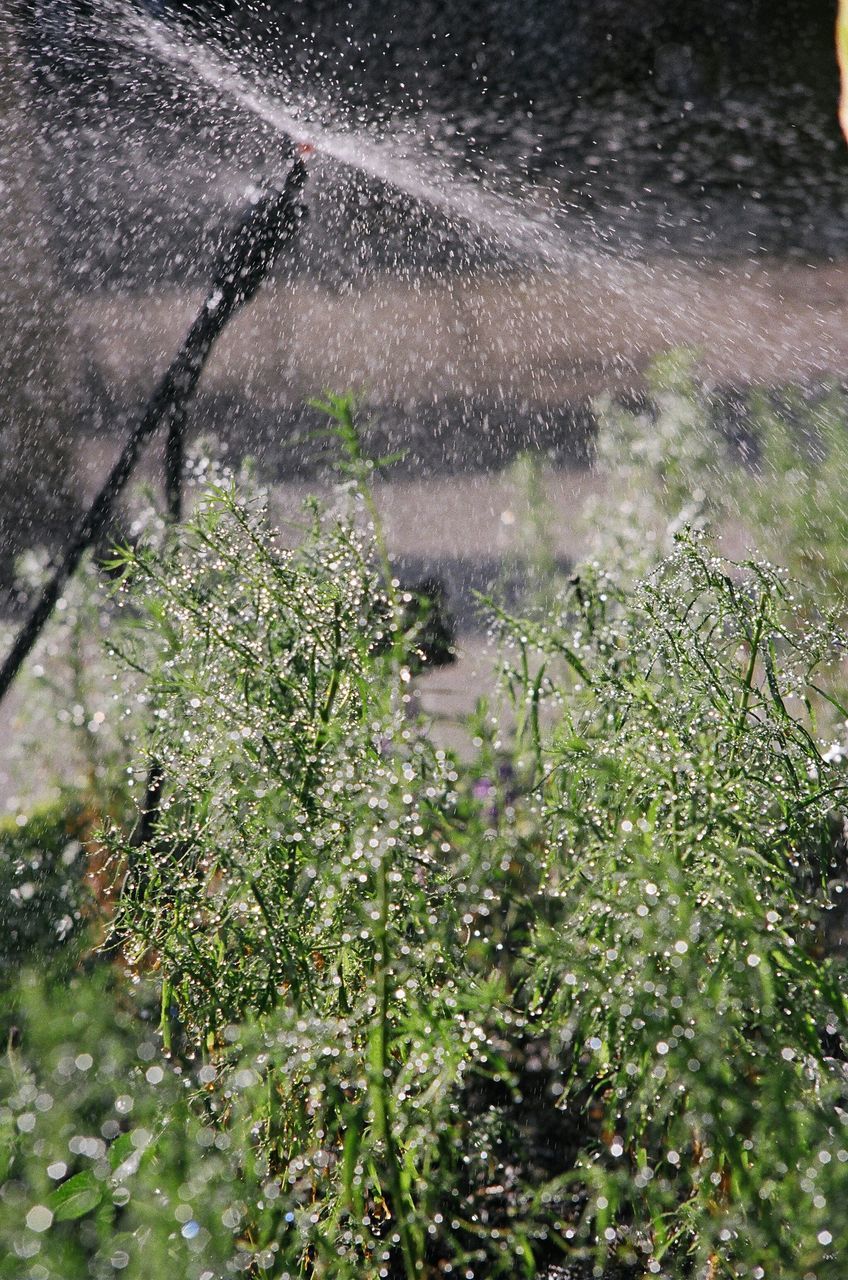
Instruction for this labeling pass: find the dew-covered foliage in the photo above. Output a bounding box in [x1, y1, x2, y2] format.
[96, 469, 570, 1277]
[585, 357, 848, 619]
[741, 385, 848, 613]
[4, 407, 848, 1278]
[0, 967, 240, 1280]
[493, 532, 848, 1275]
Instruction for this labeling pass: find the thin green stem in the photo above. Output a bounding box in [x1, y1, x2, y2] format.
[369, 848, 418, 1280]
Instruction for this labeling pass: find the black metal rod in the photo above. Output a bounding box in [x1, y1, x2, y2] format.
[0, 154, 309, 705]
[165, 406, 186, 524]
[0, 305, 225, 704]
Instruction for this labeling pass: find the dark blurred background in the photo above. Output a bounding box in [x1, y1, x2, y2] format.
[23, 0, 848, 274]
[1, 0, 846, 590]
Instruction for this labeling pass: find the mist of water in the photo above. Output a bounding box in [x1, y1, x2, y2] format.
[107, 2, 810, 376]
[111, 2, 592, 277]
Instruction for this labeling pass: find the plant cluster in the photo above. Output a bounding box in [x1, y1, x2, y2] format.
[586, 358, 848, 617]
[3, 394, 848, 1279]
[495, 532, 848, 1274]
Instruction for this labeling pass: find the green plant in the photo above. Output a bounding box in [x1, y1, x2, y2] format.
[742, 385, 848, 612]
[0, 967, 238, 1280]
[583, 355, 722, 582]
[586, 360, 848, 628]
[494, 530, 848, 1276]
[500, 451, 563, 611]
[8, 393, 848, 1280]
[0, 799, 95, 982]
[101, 468, 540, 1277]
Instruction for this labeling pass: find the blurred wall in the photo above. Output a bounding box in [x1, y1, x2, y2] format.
[158, 0, 840, 103]
[32, 0, 841, 107]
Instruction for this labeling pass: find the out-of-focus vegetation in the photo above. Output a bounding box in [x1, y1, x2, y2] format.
[3, 391, 848, 1278]
[0, 800, 94, 978]
[588, 358, 848, 616]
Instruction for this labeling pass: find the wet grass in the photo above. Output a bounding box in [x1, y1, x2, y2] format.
[3, 391, 848, 1278]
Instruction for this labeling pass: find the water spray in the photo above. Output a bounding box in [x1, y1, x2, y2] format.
[0, 147, 312, 704]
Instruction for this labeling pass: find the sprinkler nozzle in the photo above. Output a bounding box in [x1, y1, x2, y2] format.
[296, 142, 316, 159]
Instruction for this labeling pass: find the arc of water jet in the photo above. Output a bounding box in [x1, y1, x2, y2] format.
[110, 3, 588, 276]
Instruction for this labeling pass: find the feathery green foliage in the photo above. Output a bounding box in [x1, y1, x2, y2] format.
[4, 394, 848, 1279]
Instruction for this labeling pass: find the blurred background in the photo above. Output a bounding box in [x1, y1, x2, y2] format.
[1, 0, 847, 623]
